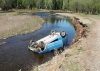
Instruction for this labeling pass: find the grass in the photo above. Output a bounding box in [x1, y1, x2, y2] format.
[0, 11, 44, 39]
[88, 14, 100, 19]
[58, 61, 83, 71]
[76, 47, 85, 54]
[0, 21, 43, 39]
[56, 46, 85, 71]
[76, 13, 100, 19]
[66, 61, 83, 71]
[65, 53, 72, 57]
[33, 67, 39, 71]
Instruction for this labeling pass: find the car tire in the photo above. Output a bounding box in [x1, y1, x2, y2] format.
[29, 40, 33, 45]
[29, 40, 35, 47]
[51, 30, 56, 35]
[60, 31, 66, 37]
[38, 41, 45, 50]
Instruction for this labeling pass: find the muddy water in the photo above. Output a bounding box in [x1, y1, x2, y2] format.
[0, 12, 76, 71]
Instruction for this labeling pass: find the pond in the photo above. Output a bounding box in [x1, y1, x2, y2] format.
[0, 12, 76, 71]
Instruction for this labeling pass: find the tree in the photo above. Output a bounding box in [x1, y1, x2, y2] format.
[1, 0, 12, 10]
[0, 0, 100, 14]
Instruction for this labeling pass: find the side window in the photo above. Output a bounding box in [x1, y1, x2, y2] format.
[50, 39, 58, 43]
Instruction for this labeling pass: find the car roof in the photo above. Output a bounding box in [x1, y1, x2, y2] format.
[37, 33, 60, 44]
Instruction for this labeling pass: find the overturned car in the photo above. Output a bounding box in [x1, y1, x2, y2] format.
[28, 30, 68, 54]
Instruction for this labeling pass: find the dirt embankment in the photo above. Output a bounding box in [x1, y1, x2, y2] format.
[71, 17, 88, 44]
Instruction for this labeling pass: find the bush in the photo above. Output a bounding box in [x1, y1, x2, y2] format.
[1, 5, 12, 11]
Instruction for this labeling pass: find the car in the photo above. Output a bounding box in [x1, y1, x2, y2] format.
[28, 30, 68, 54]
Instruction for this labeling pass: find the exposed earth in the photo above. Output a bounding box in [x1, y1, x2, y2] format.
[33, 13, 100, 71]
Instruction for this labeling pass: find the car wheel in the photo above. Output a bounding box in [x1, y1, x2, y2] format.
[60, 31, 66, 37]
[51, 30, 56, 35]
[29, 40, 35, 47]
[29, 40, 33, 45]
[38, 41, 45, 50]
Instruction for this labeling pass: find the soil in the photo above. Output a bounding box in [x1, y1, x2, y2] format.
[32, 13, 100, 71]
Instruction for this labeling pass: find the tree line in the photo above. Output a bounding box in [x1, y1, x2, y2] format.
[0, 0, 100, 14]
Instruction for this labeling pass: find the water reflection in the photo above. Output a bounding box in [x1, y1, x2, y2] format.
[44, 18, 60, 24]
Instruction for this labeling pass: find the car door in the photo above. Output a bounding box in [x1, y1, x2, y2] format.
[46, 39, 63, 51]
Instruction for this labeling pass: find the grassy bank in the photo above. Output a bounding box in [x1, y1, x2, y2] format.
[0, 11, 44, 39]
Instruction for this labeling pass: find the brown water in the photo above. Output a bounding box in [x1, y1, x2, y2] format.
[0, 12, 76, 71]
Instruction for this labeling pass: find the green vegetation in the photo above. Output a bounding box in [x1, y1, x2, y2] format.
[0, 12, 44, 39]
[0, 0, 100, 14]
[76, 47, 85, 54]
[58, 61, 83, 71]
